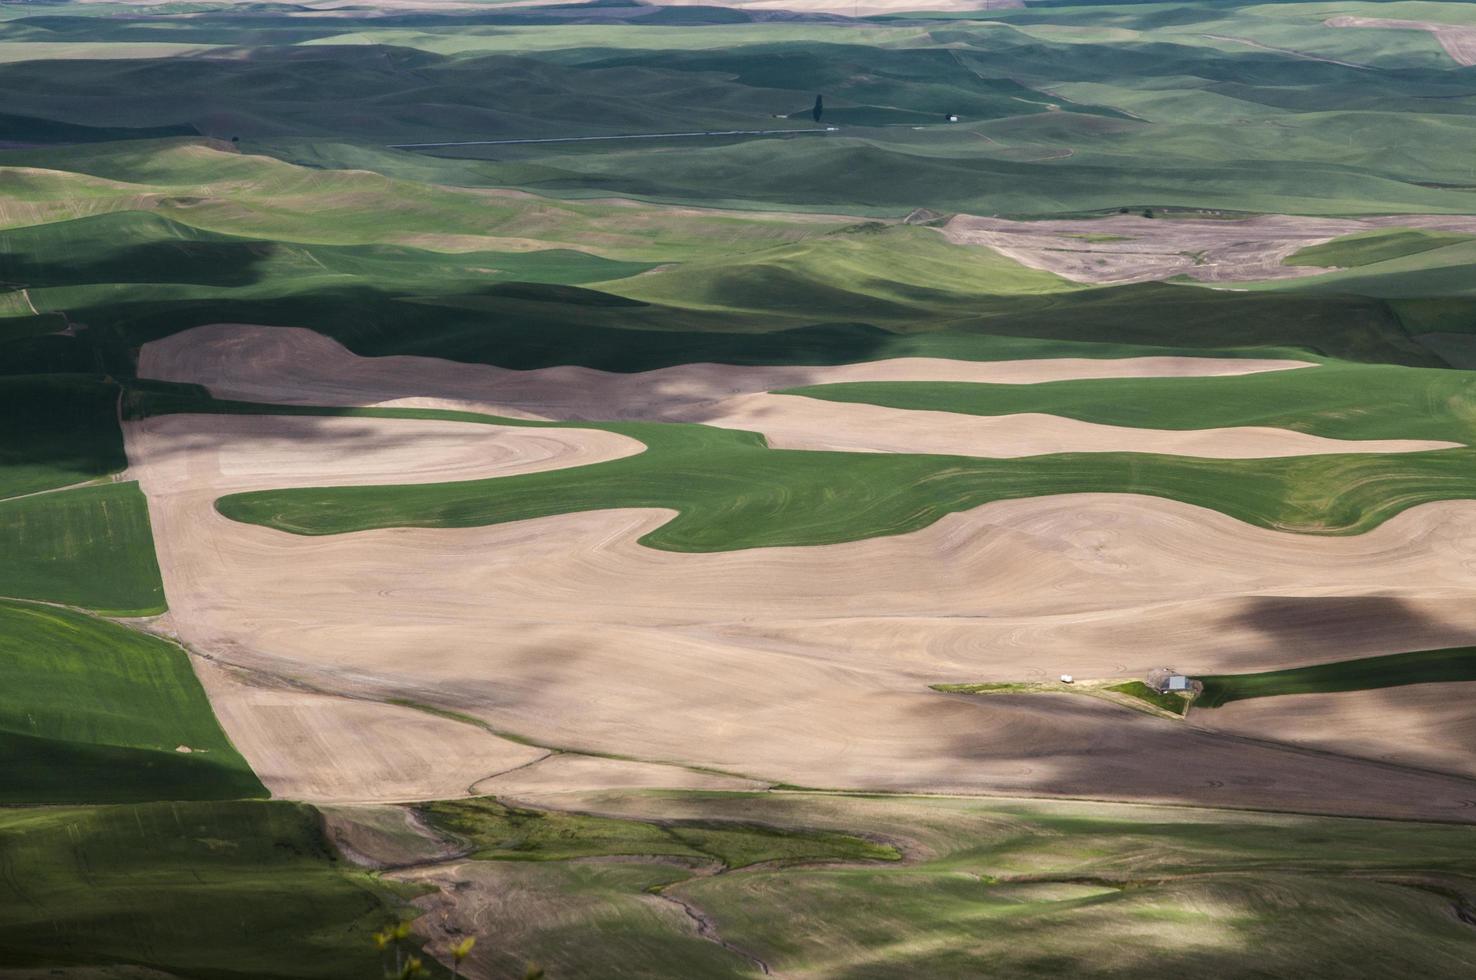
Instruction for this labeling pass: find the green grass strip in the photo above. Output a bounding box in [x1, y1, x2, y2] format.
[0, 598, 264, 804]
[0, 481, 166, 613]
[1195, 646, 1476, 709]
[1285, 229, 1476, 269]
[778, 362, 1476, 445]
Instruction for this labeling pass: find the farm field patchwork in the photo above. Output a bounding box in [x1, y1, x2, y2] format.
[215, 426, 1476, 545]
[5, 0, 1476, 975]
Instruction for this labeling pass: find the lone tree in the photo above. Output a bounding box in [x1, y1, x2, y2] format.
[812, 95, 824, 124]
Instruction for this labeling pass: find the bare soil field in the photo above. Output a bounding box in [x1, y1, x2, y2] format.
[123, 335, 1476, 816]
[1327, 15, 1476, 67]
[139, 324, 1455, 459]
[473, 755, 770, 801]
[944, 213, 1476, 285]
[192, 658, 549, 804]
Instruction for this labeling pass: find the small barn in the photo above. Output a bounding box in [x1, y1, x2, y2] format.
[1146, 667, 1190, 694]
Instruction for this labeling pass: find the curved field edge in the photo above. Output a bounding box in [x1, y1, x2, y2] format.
[124, 385, 1476, 547]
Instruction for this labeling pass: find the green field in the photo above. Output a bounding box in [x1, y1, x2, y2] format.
[1196, 645, 1476, 708]
[779, 360, 1476, 444]
[0, 481, 166, 614]
[0, 599, 263, 804]
[0, 801, 437, 979]
[1286, 229, 1476, 269]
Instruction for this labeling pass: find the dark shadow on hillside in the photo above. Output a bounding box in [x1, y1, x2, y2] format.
[919, 689, 1476, 823]
[0, 111, 197, 146]
[58, 284, 903, 376]
[6, 18, 1452, 151]
[0, 237, 277, 290]
[0, 376, 127, 496]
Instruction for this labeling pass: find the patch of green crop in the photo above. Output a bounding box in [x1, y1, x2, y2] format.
[931, 682, 1034, 694]
[0, 598, 262, 804]
[0, 481, 166, 613]
[778, 361, 1476, 445]
[1196, 645, 1476, 708]
[419, 797, 898, 870]
[0, 801, 434, 978]
[1106, 681, 1188, 716]
[1286, 229, 1476, 269]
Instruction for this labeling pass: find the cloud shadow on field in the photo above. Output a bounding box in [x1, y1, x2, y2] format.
[1219, 594, 1469, 662]
[918, 688, 1476, 822]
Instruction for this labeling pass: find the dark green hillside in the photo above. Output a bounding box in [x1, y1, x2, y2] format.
[0, 599, 264, 804]
[0, 801, 430, 978]
[0, 376, 124, 497]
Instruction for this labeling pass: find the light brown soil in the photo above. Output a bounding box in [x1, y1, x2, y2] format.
[194, 659, 549, 804]
[725, 394, 1454, 458]
[124, 412, 638, 803]
[123, 331, 1476, 817]
[473, 755, 770, 801]
[139, 324, 1456, 459]
[1326, 15, 1476, 66]
[943, 213, 1476, 285]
